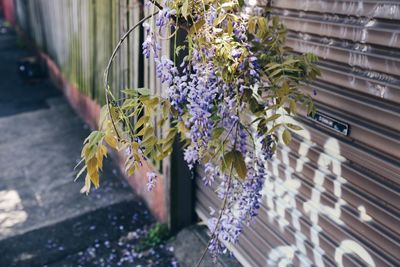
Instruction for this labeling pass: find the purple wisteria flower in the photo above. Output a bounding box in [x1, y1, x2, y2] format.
[203, 163, 219, 186]
[156, 7, 176, 28]
[167, 72, 188, 115]
[183, 146, 198, 170]
[238, 152, 267, 221]
[156, 56, 177, 85]
[146, 172, 157, 191]
[142, 35, 153, 59]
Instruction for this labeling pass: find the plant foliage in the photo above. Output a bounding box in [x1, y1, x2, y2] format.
[76, 0, 320, 262]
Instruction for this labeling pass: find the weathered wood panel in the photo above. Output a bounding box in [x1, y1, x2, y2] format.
[14, 0, 147, 104]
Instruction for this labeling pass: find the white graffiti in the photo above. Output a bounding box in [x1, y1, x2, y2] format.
[262, 116, 375, 267]
[335, 240, 376, 267]
[267, 245, 296, 267]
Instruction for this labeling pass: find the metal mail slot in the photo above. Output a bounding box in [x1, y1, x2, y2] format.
[308, 111, 350, 136]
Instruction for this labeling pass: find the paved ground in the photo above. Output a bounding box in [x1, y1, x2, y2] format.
[0, 21, 177, 267]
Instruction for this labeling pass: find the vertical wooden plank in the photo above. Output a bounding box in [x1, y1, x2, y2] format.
[81, 0, 90, 98]
[92, 0, 112, 103]
[111, 0, 118, 98]
[43, 0, 52, 58]
[52, 0, 62, 66]
[119, 0, 129, 98]
[70, 0, 77, 91]
[128, 0, 141, 90]
[123, 0, 129, 92]
[90, 0, 96, 101]
[117, 0, 122, 95]
[61, 0, 71, 74]
[14, 0, 27, 31]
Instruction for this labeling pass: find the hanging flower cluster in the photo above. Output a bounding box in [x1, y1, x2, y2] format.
[76, 0, 320, 263]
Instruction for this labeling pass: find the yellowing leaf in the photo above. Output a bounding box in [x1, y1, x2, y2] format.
[105, 134, 118, 149]
[96, 150, 104, 170]
[134, 115, 149, 131]
[136, 87, 150, 96]
[227, 20, 233, 35]
[87, 158, 98, 176]
[265, 114, 281, 123]
[188, 20, 205, 35]
[287, 123, 302, 131]
[90, 171, 100, 188]
[162, 100, 171, 118]
[181, 0, 189, 19]
[99, 144, 108, 157]
[80, 174, 91, 195]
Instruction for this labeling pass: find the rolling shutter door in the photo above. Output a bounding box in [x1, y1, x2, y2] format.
[195, 1, 400, 266]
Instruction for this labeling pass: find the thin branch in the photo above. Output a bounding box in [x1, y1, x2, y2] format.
[149, 0, 163, 10]
[209, 121, 237, 161]
[103, 11, 159, 139]
[196, 125, 240, 267]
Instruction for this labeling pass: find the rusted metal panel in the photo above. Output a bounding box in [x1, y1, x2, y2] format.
[195, 1, 400, 266]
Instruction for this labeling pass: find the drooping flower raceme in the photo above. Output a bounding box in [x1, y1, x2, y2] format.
[133, 0, 318, 259]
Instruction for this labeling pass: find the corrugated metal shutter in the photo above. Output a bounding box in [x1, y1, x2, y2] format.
[195, 1, 400, 266]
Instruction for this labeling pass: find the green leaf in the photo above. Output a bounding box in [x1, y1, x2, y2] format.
[287, 123, 302, 131]
[162, 100, 171, 118]
[188, 20, 205, 35]
[282, 129, 292, 145]
[143, 126, 154, 138]
[123, 88, 150, 96]
[223, 150, 247, 180]
[227, 20, 233, 35]
[161, 128, 177, 143]
[181, 0, 189, 19]
[211, 127, 224, 139]
[222, 150, 233, 172]
[233, 151, 247, 180]
[142, 136, 157, 148]
[221, 2, 237, 9]
[122, 88, 139, 96]
[289, 99, 297, 114]
[213, 14, 227, 26]
[265, 114, 281, 123]
[142, 97, 159, 108]
[137, 88, 150, 96]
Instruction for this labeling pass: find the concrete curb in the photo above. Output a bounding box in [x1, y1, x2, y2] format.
[169, 225, 242, 267]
